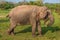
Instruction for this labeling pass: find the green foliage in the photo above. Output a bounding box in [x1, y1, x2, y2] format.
[0, 1, 60, 16]
[44, 3, 56, 9]
[44, 3, 60, 15]
[28, 1, 43, 6]
[0, 1, 60, 11]
[55, 4, 60, 15]
[17, 1, 43, 6]
[0, 1, 15, 10]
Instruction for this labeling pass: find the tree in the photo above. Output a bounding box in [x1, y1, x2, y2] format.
[23, 0, 26, 5]
[0, 1, 15, 9]
[35, 0, 43, 6]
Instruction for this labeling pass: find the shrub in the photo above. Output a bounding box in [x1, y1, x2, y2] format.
[0, 1, 15, 10]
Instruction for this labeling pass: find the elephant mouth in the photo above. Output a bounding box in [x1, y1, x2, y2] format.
[44, 13, 49, 20]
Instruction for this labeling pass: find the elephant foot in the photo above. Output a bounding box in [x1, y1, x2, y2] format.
[8, 31, 14, 35]
[37, 33, 42, 37]
[32, 34, 36, 37]
[7, 29, 14, 35]
[38, 34, 42, 37]
[7, 29, 11, 35]
[11, 32, 15, 36]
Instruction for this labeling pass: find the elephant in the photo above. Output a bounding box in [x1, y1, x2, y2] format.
[7, 5, 54, 36]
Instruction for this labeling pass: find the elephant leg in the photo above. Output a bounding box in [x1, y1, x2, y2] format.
[30, 19, 36, 37]
[7, 19, 16, 35]
[32, 23, 36, 37]
[36, 21, 42, 36]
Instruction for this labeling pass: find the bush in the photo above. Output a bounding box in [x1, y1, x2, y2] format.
[0, 1, 15, 10]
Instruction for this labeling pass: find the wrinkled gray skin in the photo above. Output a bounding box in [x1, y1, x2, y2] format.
[7, 5, 54, 36]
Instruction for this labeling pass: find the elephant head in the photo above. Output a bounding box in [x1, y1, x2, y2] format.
[37, 6, 54, 26]
[44, 9, 54, 26]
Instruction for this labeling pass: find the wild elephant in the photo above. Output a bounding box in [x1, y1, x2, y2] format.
[7, 5, 54, 36]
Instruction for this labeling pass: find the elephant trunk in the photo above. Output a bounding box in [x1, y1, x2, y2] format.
[48, 14, 54, 26]
[47, 10, 54, 26]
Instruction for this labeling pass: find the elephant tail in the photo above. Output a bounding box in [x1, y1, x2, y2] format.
[6, 14, 11, 18]
[6, 14, 9, 17]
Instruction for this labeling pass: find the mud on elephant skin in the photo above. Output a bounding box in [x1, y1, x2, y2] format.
[7, 5, 54, 36]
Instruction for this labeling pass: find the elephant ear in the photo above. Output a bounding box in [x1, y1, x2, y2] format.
[45, 10, 54, 26]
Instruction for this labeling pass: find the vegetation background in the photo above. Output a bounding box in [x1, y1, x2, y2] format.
[0, 0, 60, 40]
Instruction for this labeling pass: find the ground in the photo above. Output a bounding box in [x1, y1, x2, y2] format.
[0, 9, 60, 40]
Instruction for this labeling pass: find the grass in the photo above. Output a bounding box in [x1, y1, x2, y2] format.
[0, 10, 60, 40]
[0, 9, 10, 16]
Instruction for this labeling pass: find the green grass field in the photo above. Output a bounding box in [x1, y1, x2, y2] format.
[0, 9, 60, 40]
